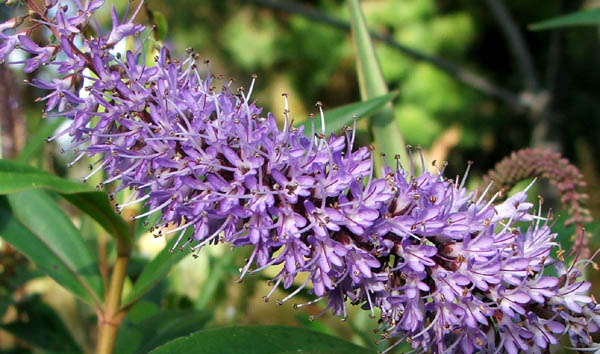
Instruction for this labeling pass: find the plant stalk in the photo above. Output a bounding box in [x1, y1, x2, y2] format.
[96, 239, 130, 354]
[347, 0, 410, 174]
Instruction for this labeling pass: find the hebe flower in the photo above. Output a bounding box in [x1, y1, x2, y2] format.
[2, 1, 599, 352]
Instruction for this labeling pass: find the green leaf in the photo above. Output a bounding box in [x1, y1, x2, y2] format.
[0, 193, 102, 305]
[122, 235, 190, 308]
[115, 306, 213, 354]
[1, 294, 81, 353]
[296, 92, 398, 137]
[15, 119, 64, 163]
[529, 8, 600, 30]
[0, 159, 130, 249]
[151, 10, 169, 42]
[194, 250, 237, 309]
[149, 325, 374, 354]
[347, 0, 408, 173]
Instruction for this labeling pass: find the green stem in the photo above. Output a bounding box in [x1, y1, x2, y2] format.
[347, 0, 410, 174]
[96, 239, 131, 354]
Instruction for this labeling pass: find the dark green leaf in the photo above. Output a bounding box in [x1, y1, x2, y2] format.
[149, 325, 374, 354]
[0, 207, 94, 304]
[1, 294, 80, 353]
[122, 234, 190, 308]
[15, 119, 64, 163]
[347, 0, 408, 172]
[1, 190, 103, 304]
[0, 252, 42, 317]
[0, 159, 130, 248]
[194, 250, 237, 309]
[529, 8, 600, 30]
[115, 304, 212, 354]
[296, 92, 397, 137]
[126, 300, 161, 324]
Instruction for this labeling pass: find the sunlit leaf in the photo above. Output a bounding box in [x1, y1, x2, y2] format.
[151, 10, 169, 42]
[296, 92, 398, 137]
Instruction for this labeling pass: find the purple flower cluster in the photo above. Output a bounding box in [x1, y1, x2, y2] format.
[2, 1, 599, 352]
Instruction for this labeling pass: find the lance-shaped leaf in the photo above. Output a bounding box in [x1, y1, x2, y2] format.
[0, 192, 103, 305]
[0, 159, 130, 249]
[195, 249, 237, 310]
[296, 92, 398, 137]
[15, 119, 64, 163]
[347, 0, 408, 173]
[530, 8, 600, 30]
[122, 235, 190, 308]
[149, 325, 374, 354]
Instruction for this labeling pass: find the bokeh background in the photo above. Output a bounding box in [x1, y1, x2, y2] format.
[1, 0, 600, 352]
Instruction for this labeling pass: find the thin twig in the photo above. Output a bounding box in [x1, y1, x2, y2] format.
[248, 0, 530, 111]
[484, 0, 539, 91]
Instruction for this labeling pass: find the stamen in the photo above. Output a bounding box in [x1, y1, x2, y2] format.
[477, 191, 500, 216]
[83, 158, 110, 182]
[262, 275, 282, 302]
[351, 114, 357, 148]
[316, 101, 325, 136]
[67, 152, 86, 167]
[190, 216, 233, 251]
[238, 246, 259, 282]
[459, 160, 473, 190]
[476, 181, 494, 205]
[293, 296, 324, 309]
[117, 194, 149, 211]
[406, 145, 414, 177]
[416, 144, 425, 173]
[277, 276, 311, 305]
[131, 197, 173, 220]
[282, 93, 290, 134]
[170, 228, 189, 253]
[413, 310, 440, 339]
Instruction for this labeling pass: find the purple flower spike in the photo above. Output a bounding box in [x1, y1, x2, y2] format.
[2, 1, 599, 353]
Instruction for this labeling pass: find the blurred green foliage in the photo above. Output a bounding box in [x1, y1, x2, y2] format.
[148, 0, 600, 179]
